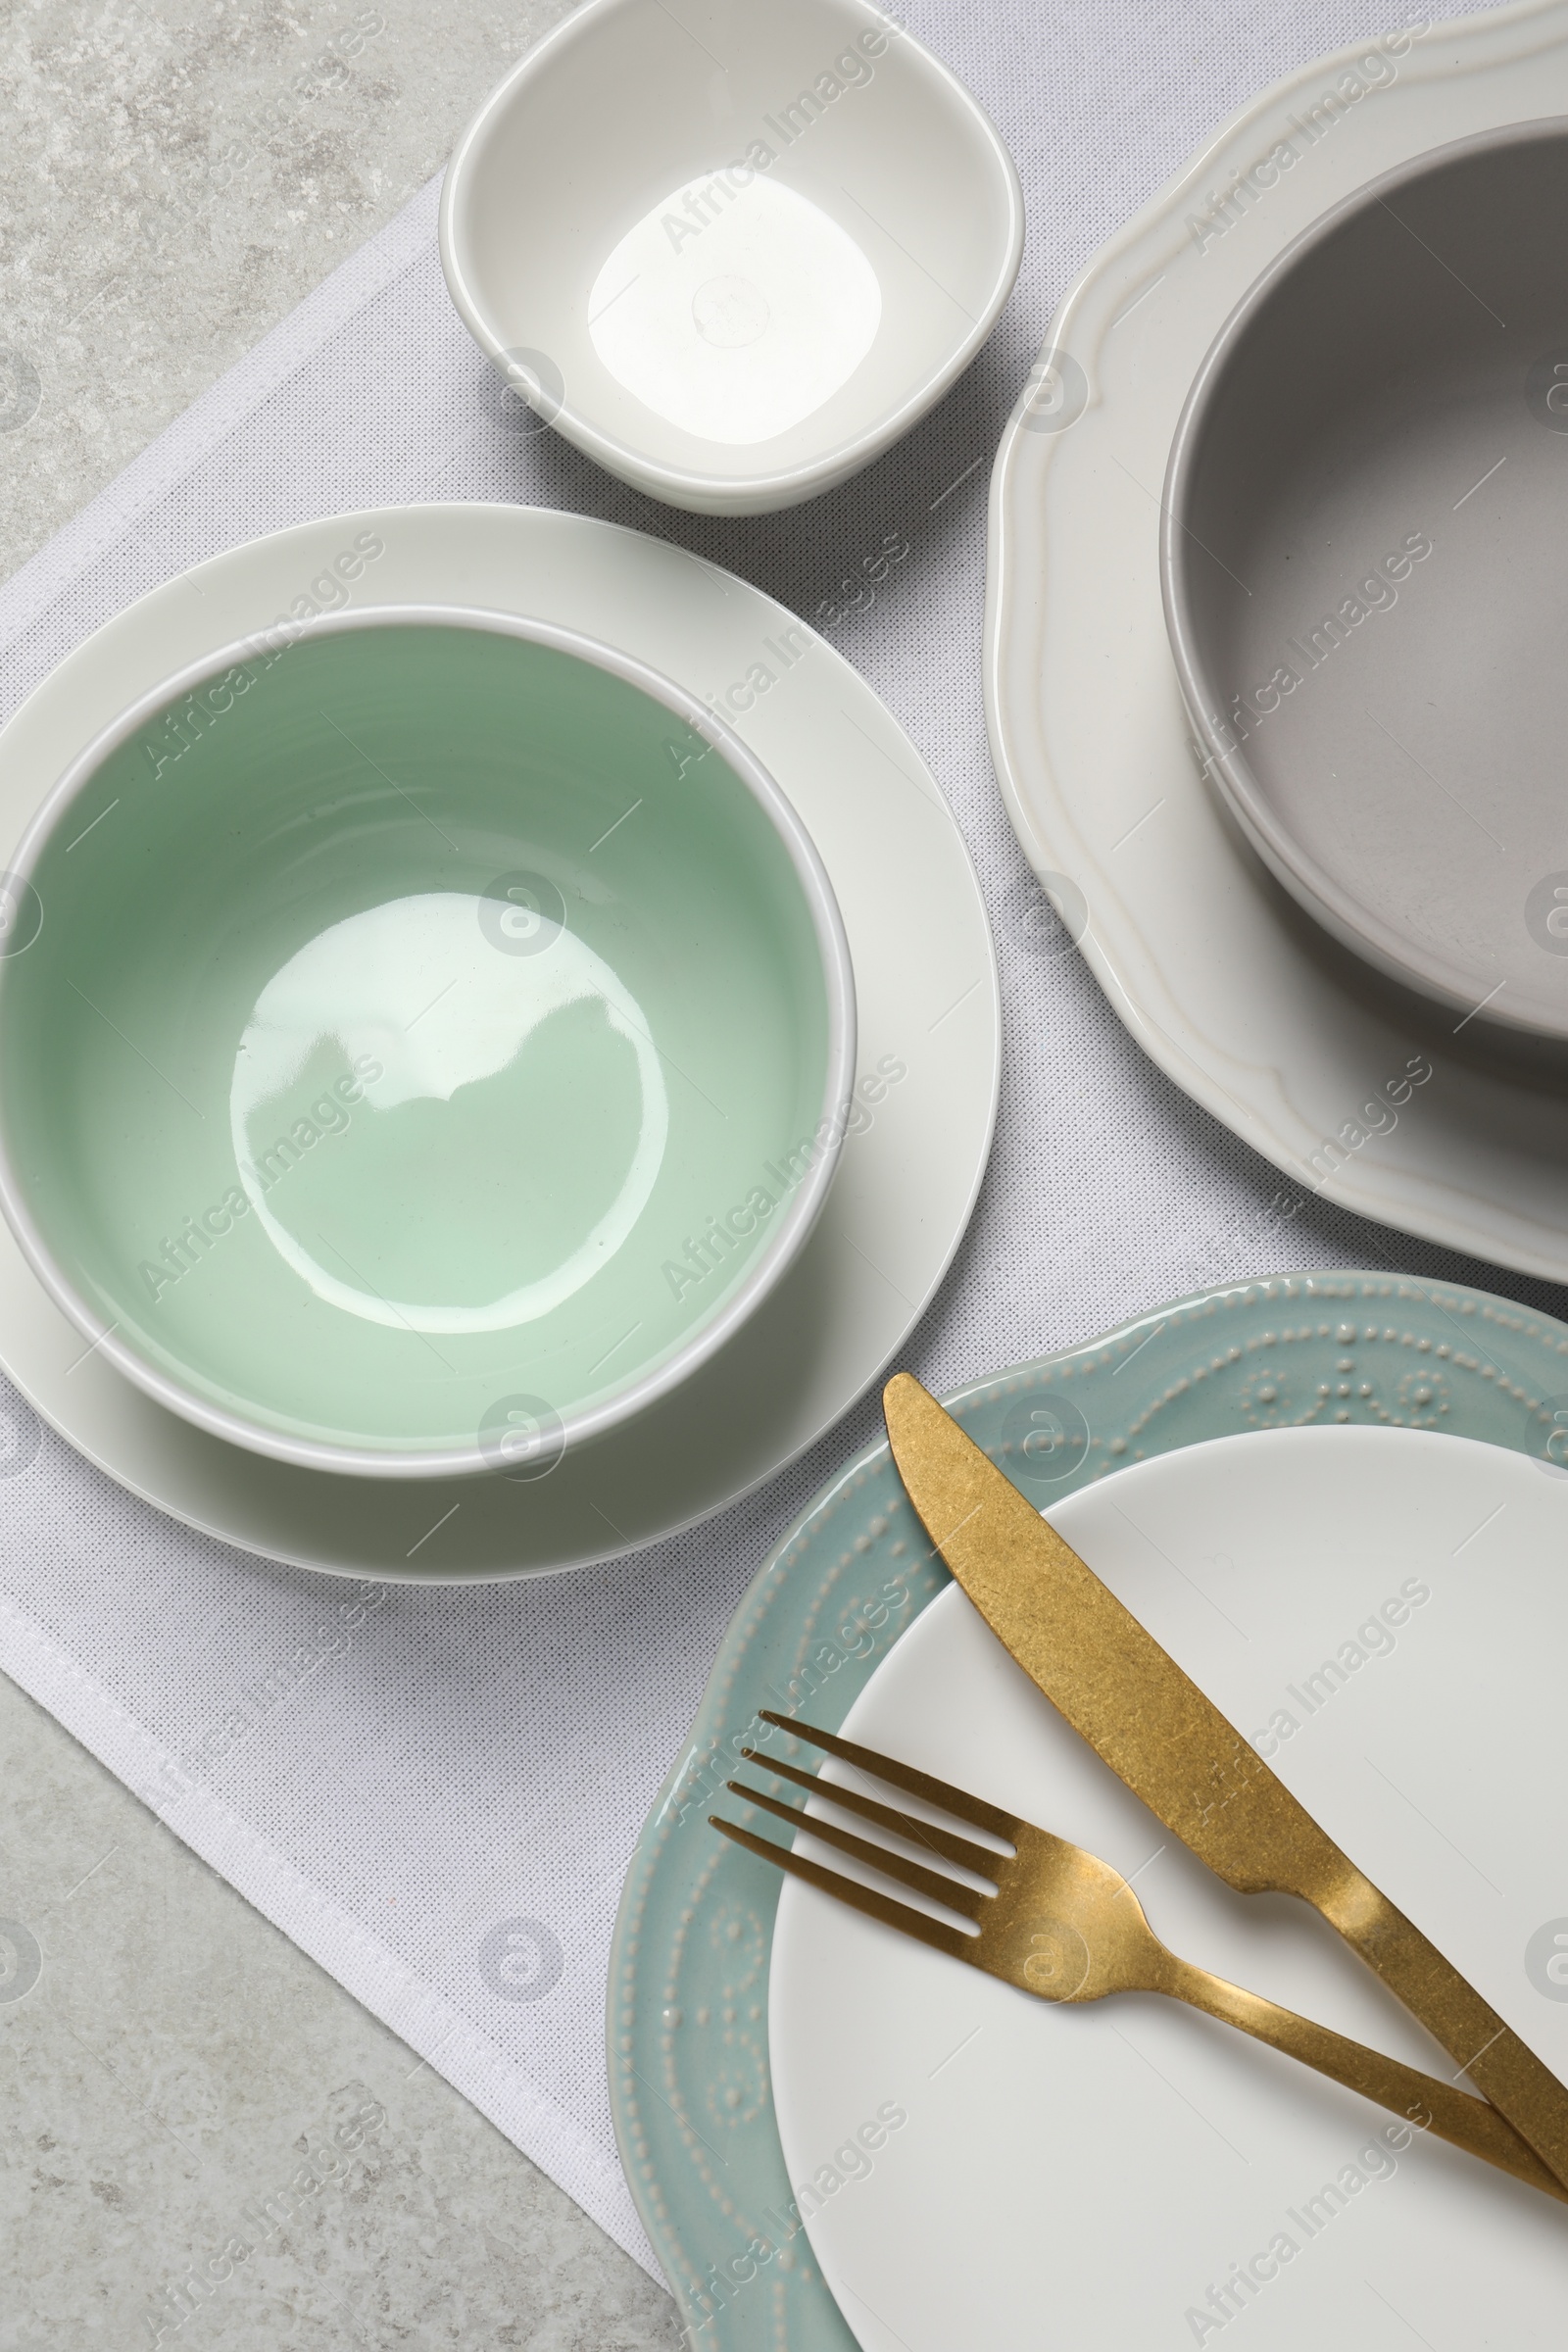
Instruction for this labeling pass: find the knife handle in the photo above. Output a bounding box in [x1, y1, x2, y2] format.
[1314, 1868, 1568, 2192]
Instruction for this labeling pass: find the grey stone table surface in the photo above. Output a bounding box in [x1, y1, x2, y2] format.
[0, 1, 676, 2343]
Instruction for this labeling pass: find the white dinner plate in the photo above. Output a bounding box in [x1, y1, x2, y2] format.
[988, 0, 1568, 1280]
[0, 503, 997, 1579]
[770, 1425, 1568, 2347]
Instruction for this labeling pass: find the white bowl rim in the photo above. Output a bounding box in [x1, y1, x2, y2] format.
[438, 0, 1025, 512]
[1160, 116, 1568, 1040]
[0, 602, 858, 1480]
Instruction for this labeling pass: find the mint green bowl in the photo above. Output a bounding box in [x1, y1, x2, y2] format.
[0, 609, 854, 1477]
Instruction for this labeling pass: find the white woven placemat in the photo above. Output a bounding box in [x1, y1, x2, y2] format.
[0, 0, 1530, 2277]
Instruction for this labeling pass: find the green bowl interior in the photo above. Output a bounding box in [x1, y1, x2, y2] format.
[0, 620, 834, 1460]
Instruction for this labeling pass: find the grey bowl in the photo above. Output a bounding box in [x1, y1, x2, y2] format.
[1161, 119, 1568, 1044]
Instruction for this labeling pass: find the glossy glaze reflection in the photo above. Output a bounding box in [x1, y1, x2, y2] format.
[229, 890, 669, 1334]
[587, 175, 882, 444]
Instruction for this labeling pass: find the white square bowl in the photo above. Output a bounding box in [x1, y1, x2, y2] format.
[439, 0, 1023, 514]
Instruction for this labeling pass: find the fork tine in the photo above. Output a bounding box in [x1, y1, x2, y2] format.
[727, 1780, 990, 1922]
[757, 1711, 1019, 1839]
[740, 1749, 1004, 1879]
[710, 1816, 972, 1960]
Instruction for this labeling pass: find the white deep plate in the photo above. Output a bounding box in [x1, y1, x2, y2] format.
[0, 503, 997, 1579]
[440, 0, 1023, 514]
[771, 1426, 1568, 2348]
[987, 0, 1568, 1281]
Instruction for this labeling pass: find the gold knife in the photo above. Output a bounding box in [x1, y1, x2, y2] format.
[883, 1372, 1568, 2193]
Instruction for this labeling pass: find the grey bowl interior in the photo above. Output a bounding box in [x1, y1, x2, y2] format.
[1162, 119, 1568, 1041]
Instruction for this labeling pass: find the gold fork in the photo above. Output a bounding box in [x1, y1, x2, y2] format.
[712, 1712, 1566, 2203]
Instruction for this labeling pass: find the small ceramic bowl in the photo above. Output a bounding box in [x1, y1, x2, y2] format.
[439, 0, 1022, 514]
[0, 606, 855, 1477]
[1162, 119, 1568, 1043]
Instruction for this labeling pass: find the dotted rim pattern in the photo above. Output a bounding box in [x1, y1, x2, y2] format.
[608, 1269, 1568, 2347]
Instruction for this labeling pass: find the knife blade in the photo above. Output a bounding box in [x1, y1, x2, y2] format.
[883, 1371, 1568, 2192]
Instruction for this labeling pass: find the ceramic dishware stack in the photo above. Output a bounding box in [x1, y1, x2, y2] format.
[0, 503, 1001, 1577]
[988, 2, 1568, 1278]
[615, 1268, 1568, 2349]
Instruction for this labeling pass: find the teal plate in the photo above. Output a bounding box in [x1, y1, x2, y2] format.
[608, 1268, 1568, 2345]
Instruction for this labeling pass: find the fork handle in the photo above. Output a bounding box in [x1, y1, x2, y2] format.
[1161, 1957, 1568, 2203]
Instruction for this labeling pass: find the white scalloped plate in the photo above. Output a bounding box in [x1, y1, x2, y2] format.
[987, 0, 1568, 1280]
